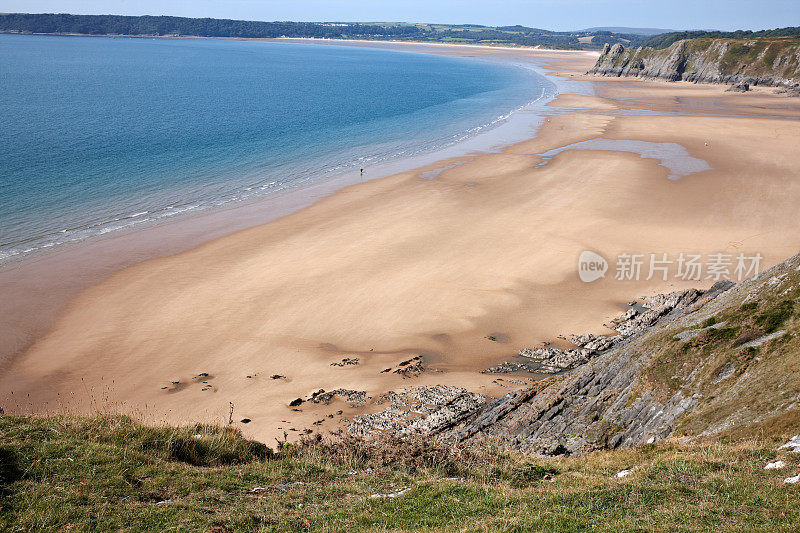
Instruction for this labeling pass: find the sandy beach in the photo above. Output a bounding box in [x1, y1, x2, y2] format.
[1, 44, 799, 443]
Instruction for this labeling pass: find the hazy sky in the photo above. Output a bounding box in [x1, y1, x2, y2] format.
[1, 0, 797, 32]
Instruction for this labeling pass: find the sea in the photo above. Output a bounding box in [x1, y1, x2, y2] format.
[0, 34, 556, 264]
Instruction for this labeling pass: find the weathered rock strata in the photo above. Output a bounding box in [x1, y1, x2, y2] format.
[445, 256, 800, 455]
[517, 284, 723, 376]
[346, 386, 485, 437]
[339, 254, 800, 458]
[588, 39, 800, 87]
[447, 281, 744, 454]
[309, 388, 368, 407]
[518, 347, 594, 373]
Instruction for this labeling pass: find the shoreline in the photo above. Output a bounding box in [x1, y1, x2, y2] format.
[0, 41, 580, 364]
[0, 30, 602, 55]
[0, 35, 564, 269]
[2, 42, 800, 444]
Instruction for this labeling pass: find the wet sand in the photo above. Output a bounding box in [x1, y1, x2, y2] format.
[1, 45, 799, 443]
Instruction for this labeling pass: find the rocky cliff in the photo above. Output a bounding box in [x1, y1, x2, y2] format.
[588, 38, 800, 87]
[343, 251, 800, 456]
[444, 252, 800, 454]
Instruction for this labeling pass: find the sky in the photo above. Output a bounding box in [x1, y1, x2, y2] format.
[0, 0, 797, 32]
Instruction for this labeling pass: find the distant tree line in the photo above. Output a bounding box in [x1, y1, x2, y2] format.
[0, 13, 621, 49]
[0, 14, 425, 40]
[4, 14, 794, 51]
[644, 27, 800, 49]
[589, 30, 648, 46]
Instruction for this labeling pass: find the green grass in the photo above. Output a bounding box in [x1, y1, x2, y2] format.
[631, 263, 800, 445]
[756, 300, 795, 334]
[1, 414, 799, 531]
[643, 283, 799, 395]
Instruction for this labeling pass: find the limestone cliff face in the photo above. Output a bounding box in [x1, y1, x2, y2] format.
[588, 38, 800, 86]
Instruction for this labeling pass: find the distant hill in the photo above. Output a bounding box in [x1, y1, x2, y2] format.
[6, 14, 796, 56]
[0, 13, 651, 50]
[584, 26, 676, 36]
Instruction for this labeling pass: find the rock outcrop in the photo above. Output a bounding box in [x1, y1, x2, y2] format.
[518, 347, 594, 373]
[588, 39, 800, 88]
[516, 284, 728, 375]
[338, 253, 800, 458]
[449, 286, 725, 454]
[443, 252, 800, 455]
[346, 386, 486, 437]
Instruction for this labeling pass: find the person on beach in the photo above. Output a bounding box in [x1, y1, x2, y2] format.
[360, 167, 364, 178]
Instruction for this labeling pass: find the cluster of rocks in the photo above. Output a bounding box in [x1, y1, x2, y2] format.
[330, 357, 359, 367]
[444, 277, 749, 454]
[506, 286, 724, 376]
[392, 356, 424, 377]
[518, 347, 594, 374]
[567, 333, 618, 351]
[726, 81, 750, 92]
[481, 361, 535, 374]
[346, 385, 485, 438]
[309, 388, 369, 407]
[588, 285, 723, 346]
[514, 289, 701, 374]
[775, 86, 800, 97]
[621, 286, 733, 337]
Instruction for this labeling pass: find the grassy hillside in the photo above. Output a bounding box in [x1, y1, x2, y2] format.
[627, 257, 800, 443]
[1, 414, 799, 531]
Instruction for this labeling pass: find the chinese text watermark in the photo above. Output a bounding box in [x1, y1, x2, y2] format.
[579, 251, 762, 283]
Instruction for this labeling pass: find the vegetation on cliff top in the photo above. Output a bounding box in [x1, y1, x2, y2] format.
[631, 260, 800, 444]
[1, 413, 799, 531]
[4, 13, 799, 55]
[644, 27, 800, 49]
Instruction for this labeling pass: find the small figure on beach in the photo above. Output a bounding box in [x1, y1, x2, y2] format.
[360, 167, 364, 177]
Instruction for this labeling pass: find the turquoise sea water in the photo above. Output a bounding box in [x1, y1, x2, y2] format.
[0, 34, 553, 263]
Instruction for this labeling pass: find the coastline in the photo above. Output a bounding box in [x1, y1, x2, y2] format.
[0, 40, 570, 362]
[2, 42, 800, 444]
[0, 30, 601, 54]
[0, 35, 563, 269]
